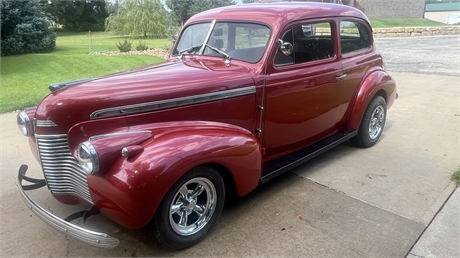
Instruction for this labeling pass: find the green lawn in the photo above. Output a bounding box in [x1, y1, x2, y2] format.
[0, 19, 451, 112]
[0, 31, 170, 113]
[370, 18, 447, 28]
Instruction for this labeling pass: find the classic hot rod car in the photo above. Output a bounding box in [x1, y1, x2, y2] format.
[16, 2, 397, 250]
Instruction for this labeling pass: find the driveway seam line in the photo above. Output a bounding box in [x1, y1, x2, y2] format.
[403, 186, 458, 258]
[293, 172, 426, 225]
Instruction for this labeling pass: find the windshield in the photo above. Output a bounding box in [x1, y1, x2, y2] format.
[173, 21, 271, 64]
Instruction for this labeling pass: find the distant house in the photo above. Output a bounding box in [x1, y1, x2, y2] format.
[254, 0, 426, 19]
[425, 2, 460, 24]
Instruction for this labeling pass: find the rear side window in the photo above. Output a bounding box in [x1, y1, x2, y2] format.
[340, 21, 371, 54]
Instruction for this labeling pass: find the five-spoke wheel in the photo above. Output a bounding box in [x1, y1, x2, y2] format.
[150, 166, 225, 249]
[169, 177, 216, 236]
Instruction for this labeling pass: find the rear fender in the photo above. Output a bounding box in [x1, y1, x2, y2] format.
[86, 121, 262, 229]
[346, 70, 396, 131]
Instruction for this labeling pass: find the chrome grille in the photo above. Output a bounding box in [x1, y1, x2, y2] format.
[36, 134, 93, 204]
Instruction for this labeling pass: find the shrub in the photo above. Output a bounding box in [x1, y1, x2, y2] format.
[116, 39, 132, 52]
[136, 41, 149, 51]
[1, 0, 56, 56]
[452, 167, 460, 186]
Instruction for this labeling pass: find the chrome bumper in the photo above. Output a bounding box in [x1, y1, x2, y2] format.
[16, 165, 120, 249]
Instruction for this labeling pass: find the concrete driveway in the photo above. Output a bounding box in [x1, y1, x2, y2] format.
[1, 35, 459, 257]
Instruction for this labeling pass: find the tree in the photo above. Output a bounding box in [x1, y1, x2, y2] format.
[105, 0, 169, 38]
[105, 0, 120, 16]
[39, 0, 108, 31]
[1, 0, 56, 56]
[167, 0, 235, 26]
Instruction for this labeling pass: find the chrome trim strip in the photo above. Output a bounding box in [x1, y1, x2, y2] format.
[36, 120, 57, 127]
[49, 78, 93, 93]
[90, 86, 256, 119]
[35, 133, 67, 138]
[16, 165, 120, 248]
[89, 130, 152, 141]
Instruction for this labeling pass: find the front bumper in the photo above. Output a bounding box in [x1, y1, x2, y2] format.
[16, 164, 120, 249]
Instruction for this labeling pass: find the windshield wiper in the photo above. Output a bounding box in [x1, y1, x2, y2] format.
[179, 44, 203, 55]
[205, 44, 231, 65]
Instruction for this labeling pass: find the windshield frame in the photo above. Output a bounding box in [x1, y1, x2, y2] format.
[173, 20, 272, 64]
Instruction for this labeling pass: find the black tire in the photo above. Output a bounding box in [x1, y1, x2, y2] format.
[351, 95, 387, 148]
[150, 166, 225, 249]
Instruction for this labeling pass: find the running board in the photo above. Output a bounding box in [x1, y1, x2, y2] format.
[260, 130, 357, 184]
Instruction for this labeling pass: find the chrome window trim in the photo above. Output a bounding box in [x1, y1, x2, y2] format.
[36, 120, 58, 127]
[89, 130, 152, 141]
[90, 86, 256, 119]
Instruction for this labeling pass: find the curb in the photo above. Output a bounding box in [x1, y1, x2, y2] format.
[373, 26, 460, 38]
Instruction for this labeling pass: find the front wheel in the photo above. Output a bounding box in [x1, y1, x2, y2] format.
[150, 166, 225, 249]
[351, 95, 387, 148]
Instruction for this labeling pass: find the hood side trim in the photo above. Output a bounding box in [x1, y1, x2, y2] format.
[90, 86, 256, 120]
[49, 78, 94, 93]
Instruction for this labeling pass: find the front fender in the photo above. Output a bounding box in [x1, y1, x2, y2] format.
[346, 70, 397, 131]
[87, 121, 262, 229]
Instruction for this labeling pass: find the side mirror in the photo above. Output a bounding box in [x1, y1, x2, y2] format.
[277, 39, 293, 56]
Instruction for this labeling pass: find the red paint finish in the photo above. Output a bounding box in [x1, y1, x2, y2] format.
[19, 2, 397, 233]
[34, 59, 256, 135]
[87, 121, 261, 229]
[346, 70, 396, 131]
[263, 59, 343, 157]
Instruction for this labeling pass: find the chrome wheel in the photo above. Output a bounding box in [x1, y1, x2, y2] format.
[169, 177, 216, 236]
[351, 96, 386, 148]
[368, 105, 385, 140]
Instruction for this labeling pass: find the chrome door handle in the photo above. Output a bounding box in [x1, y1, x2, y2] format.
[336, 74, 347, 80]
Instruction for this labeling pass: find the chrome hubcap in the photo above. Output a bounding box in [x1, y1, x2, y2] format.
[369, 105, 385, 140]
[169, 177, 216, 236]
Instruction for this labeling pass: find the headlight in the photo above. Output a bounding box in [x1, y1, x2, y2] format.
[17, 111, 34, 136]
[76, 141, 99, 174]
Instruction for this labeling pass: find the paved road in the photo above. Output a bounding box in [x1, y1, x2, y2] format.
[1, 36, 459, 257]
[376, 35, 460, 76]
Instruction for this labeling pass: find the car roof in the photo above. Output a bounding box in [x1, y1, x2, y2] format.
[186, 2, 370, 29]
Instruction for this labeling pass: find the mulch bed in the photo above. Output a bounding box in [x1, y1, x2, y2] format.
[93, 49, 169, 59]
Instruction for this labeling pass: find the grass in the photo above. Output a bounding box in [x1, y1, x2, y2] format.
[0, 31, 170, 113]
[452, 167, 460, 186]
[370, 18, 447, 28]
[0, 18, 451, 112]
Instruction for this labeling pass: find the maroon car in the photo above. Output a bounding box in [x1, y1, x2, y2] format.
[16, 2, 397, 250]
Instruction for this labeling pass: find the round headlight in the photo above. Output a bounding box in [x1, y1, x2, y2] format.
[17, 111, 34, 136]
[76, 141, 99, 174]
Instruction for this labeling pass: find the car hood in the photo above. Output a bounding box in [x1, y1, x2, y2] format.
[35, 57, 255, 131]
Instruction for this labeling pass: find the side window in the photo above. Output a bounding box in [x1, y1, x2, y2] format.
[275, 22, 335, 66]
[340, 21, 371, 54]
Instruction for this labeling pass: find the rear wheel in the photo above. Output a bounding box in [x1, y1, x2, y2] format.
[351, 95, 387, 148]
[150, 166, 225, 249]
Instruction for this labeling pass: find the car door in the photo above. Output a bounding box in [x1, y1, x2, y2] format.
[262, 20, 345, 158]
